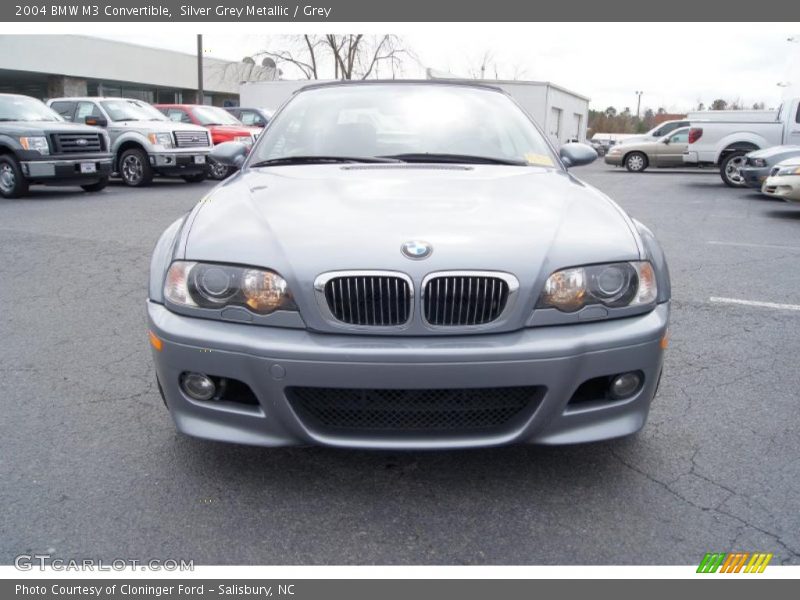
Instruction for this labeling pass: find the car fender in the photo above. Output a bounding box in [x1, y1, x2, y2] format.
[110, 129, 154, 156]
[0, 135, 23, 153]
[714, 132, 769, 163]
[149, 215, 188, 303]
[632, 219, 671, 303]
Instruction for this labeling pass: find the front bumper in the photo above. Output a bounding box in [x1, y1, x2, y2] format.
[150, 151, 210, 175]
[740, 166, 771, 189]
[21, 156, 112, 182]
[148, 301, 669, 449]
[604, 154, 623, 166]
[762, 175, 800, 202]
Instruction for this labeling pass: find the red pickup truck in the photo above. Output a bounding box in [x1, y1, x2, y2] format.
[155, 104, 260, 179]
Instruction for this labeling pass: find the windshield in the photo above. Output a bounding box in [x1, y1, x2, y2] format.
[0, 95, 62, 122]
[192, 106, 242, 126]
[101, 99, 167, 122]
[249, 84, 557, 167]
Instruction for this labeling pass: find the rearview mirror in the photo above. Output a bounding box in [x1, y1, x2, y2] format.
[85, 116, 108, 127]
[211, 141, 248, 168]
[559, 143, 597, 168]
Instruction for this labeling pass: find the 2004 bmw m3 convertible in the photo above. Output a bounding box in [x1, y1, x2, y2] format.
[147, 81, 670, 449]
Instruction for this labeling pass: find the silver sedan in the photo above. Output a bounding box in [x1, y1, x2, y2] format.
[148, 81, 671, 449]
[605, 127, 690, 172]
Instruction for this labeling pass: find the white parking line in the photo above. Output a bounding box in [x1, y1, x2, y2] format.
[709, 297, 800, 311]
[707, 241, 800, 251]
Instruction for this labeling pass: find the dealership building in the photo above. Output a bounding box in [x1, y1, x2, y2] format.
[0, 35, 275, 106]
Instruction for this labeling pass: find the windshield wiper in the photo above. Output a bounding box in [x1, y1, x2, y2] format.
[380, 153, 528, 166]
[250, 155, 402, 167]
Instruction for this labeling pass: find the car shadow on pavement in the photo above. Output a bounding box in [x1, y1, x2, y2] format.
[170, 432, 631, 493]
[765, 208, 800, 220]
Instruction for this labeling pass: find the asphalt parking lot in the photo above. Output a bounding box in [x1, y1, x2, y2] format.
[1, 163, 799, 566]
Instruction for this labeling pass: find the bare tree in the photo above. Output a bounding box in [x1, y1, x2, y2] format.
[251, 34, 415, 80]
[466, 49, 528, 80]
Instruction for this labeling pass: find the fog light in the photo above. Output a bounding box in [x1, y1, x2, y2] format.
[180, 372, 216, 401]
[609, 372, 642, 400]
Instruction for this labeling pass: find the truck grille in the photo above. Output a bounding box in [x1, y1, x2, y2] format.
[174, 130, 210, 148]
[287, 386, 542, 434]
[423, 274, 512, 326]
[51, 133, 103, 153]
[321, 273, 412, 326]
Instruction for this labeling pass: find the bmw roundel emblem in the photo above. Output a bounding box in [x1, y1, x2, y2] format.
[401, 240, 433, 260]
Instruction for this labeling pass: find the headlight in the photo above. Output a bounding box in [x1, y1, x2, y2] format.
[19, 136, 49, 155]
[234, 135, 254, 145]
[750, 158, 767, 168]
[147, 132, 174, 148]
[537, 261, 657, 313]
[164, 261, 296, 315]
[775, 166, 800, 177]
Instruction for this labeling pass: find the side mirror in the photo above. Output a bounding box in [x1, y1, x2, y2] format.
[559, 143, 597, 168]
[662, 138, 671, 145]
[211, 141, 248, 168]
[85, 116, 108, 127]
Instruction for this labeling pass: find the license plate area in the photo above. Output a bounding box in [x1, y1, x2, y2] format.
[80, 162, 97, 174]
[193, 155, 206, 165]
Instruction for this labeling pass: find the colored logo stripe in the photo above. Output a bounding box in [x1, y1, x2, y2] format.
[697, 552, 772, 573]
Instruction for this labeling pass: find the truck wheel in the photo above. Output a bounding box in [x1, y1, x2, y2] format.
[720, 152, 748, 188]
[625, 152, 648, 172]
[207, 158, 231, 180]
[119, 148, 153, 187]
[0, 155, 29, 199]
[182, 172, 207, 183]
[81, 177, 109, 193]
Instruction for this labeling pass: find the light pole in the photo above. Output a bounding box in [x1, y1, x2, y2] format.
[635, 91, 644, 119]
[197, 34, 204, 105]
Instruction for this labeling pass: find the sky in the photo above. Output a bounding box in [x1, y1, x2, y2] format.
[94, 23, 800, 112]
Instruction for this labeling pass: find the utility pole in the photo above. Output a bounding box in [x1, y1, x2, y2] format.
[635, 91, 644, 119]
[197, 34, 204, 105]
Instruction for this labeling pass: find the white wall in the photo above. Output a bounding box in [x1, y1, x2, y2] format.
[0, 34, 270, 94]
[239, 80, 320, 109]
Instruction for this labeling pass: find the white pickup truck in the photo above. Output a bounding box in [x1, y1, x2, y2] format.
[683, 98, 800, 187]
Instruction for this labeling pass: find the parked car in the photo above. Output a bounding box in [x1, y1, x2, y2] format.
[683, 98, 800, 187]
[156, 104, 261, 179]
[47, 97, 212, 187]
[615, 119, 690, 146]
[225, 107, 273, 128]
[0, 93, 113, 198]
[739, 145, 800, 190]
[762, 157, 800, 202]
[604, 127, 690, 172]
[148, 81, 670, 449]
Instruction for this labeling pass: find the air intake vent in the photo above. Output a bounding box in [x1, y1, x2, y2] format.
[174, 130, 210, 148]
[51, 133, 103, 153]
[287, 386, 542, 434]
[319, 272, 412, 326]
[423, 273, 514, 326]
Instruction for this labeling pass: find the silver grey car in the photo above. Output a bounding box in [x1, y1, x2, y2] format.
[148, 81, 670, 449]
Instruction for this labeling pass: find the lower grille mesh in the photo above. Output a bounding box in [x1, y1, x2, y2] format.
[287, 386, 541, 434]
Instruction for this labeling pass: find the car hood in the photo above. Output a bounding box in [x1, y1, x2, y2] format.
[0, 120, 103, 135]
[182, 164, 642, 333]
[112, 120, 207, 134]
[773, 157, 800, 168]
[748, 145, 800, 161]
[208, 125, 260, 136]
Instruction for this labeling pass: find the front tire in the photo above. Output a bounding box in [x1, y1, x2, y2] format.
[207, 158, 232, 180]
[182, 172, 207, 183]
[81, 177, 109, 193]
[625, 152, 648, 172]
[0, 155, 29, 199]
[119, 148, 153, 187]
[720, 152, 748, 188]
